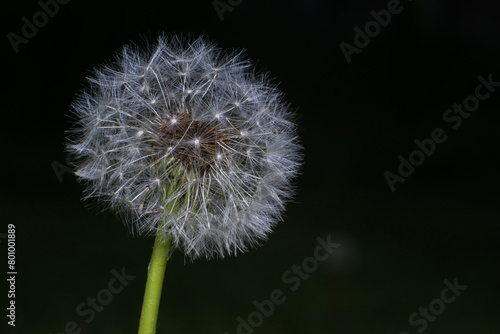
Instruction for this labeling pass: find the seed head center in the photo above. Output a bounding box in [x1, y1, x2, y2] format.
[160, 111, 230, 172]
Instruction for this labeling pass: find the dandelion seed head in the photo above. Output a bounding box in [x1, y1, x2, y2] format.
[66, 35, 302, 259]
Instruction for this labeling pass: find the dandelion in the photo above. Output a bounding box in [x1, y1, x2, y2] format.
[66, 34, 302, 333]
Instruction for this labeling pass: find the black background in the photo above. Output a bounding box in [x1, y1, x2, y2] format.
[3, 0, 500, 333]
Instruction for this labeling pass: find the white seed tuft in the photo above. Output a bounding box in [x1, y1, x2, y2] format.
[66, 35, 302, 259]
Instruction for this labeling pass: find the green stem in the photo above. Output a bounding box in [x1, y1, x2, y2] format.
[138, 231, 172, 334]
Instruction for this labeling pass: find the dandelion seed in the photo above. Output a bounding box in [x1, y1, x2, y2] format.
[66, 35, 302, 260]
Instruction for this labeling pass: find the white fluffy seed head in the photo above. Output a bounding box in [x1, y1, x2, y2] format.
[66, 35, 302, 259]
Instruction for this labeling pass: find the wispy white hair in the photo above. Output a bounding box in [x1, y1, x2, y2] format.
[67, 35, 302, 259]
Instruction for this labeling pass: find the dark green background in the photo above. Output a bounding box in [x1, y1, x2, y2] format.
[3, 0, 500, 333]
